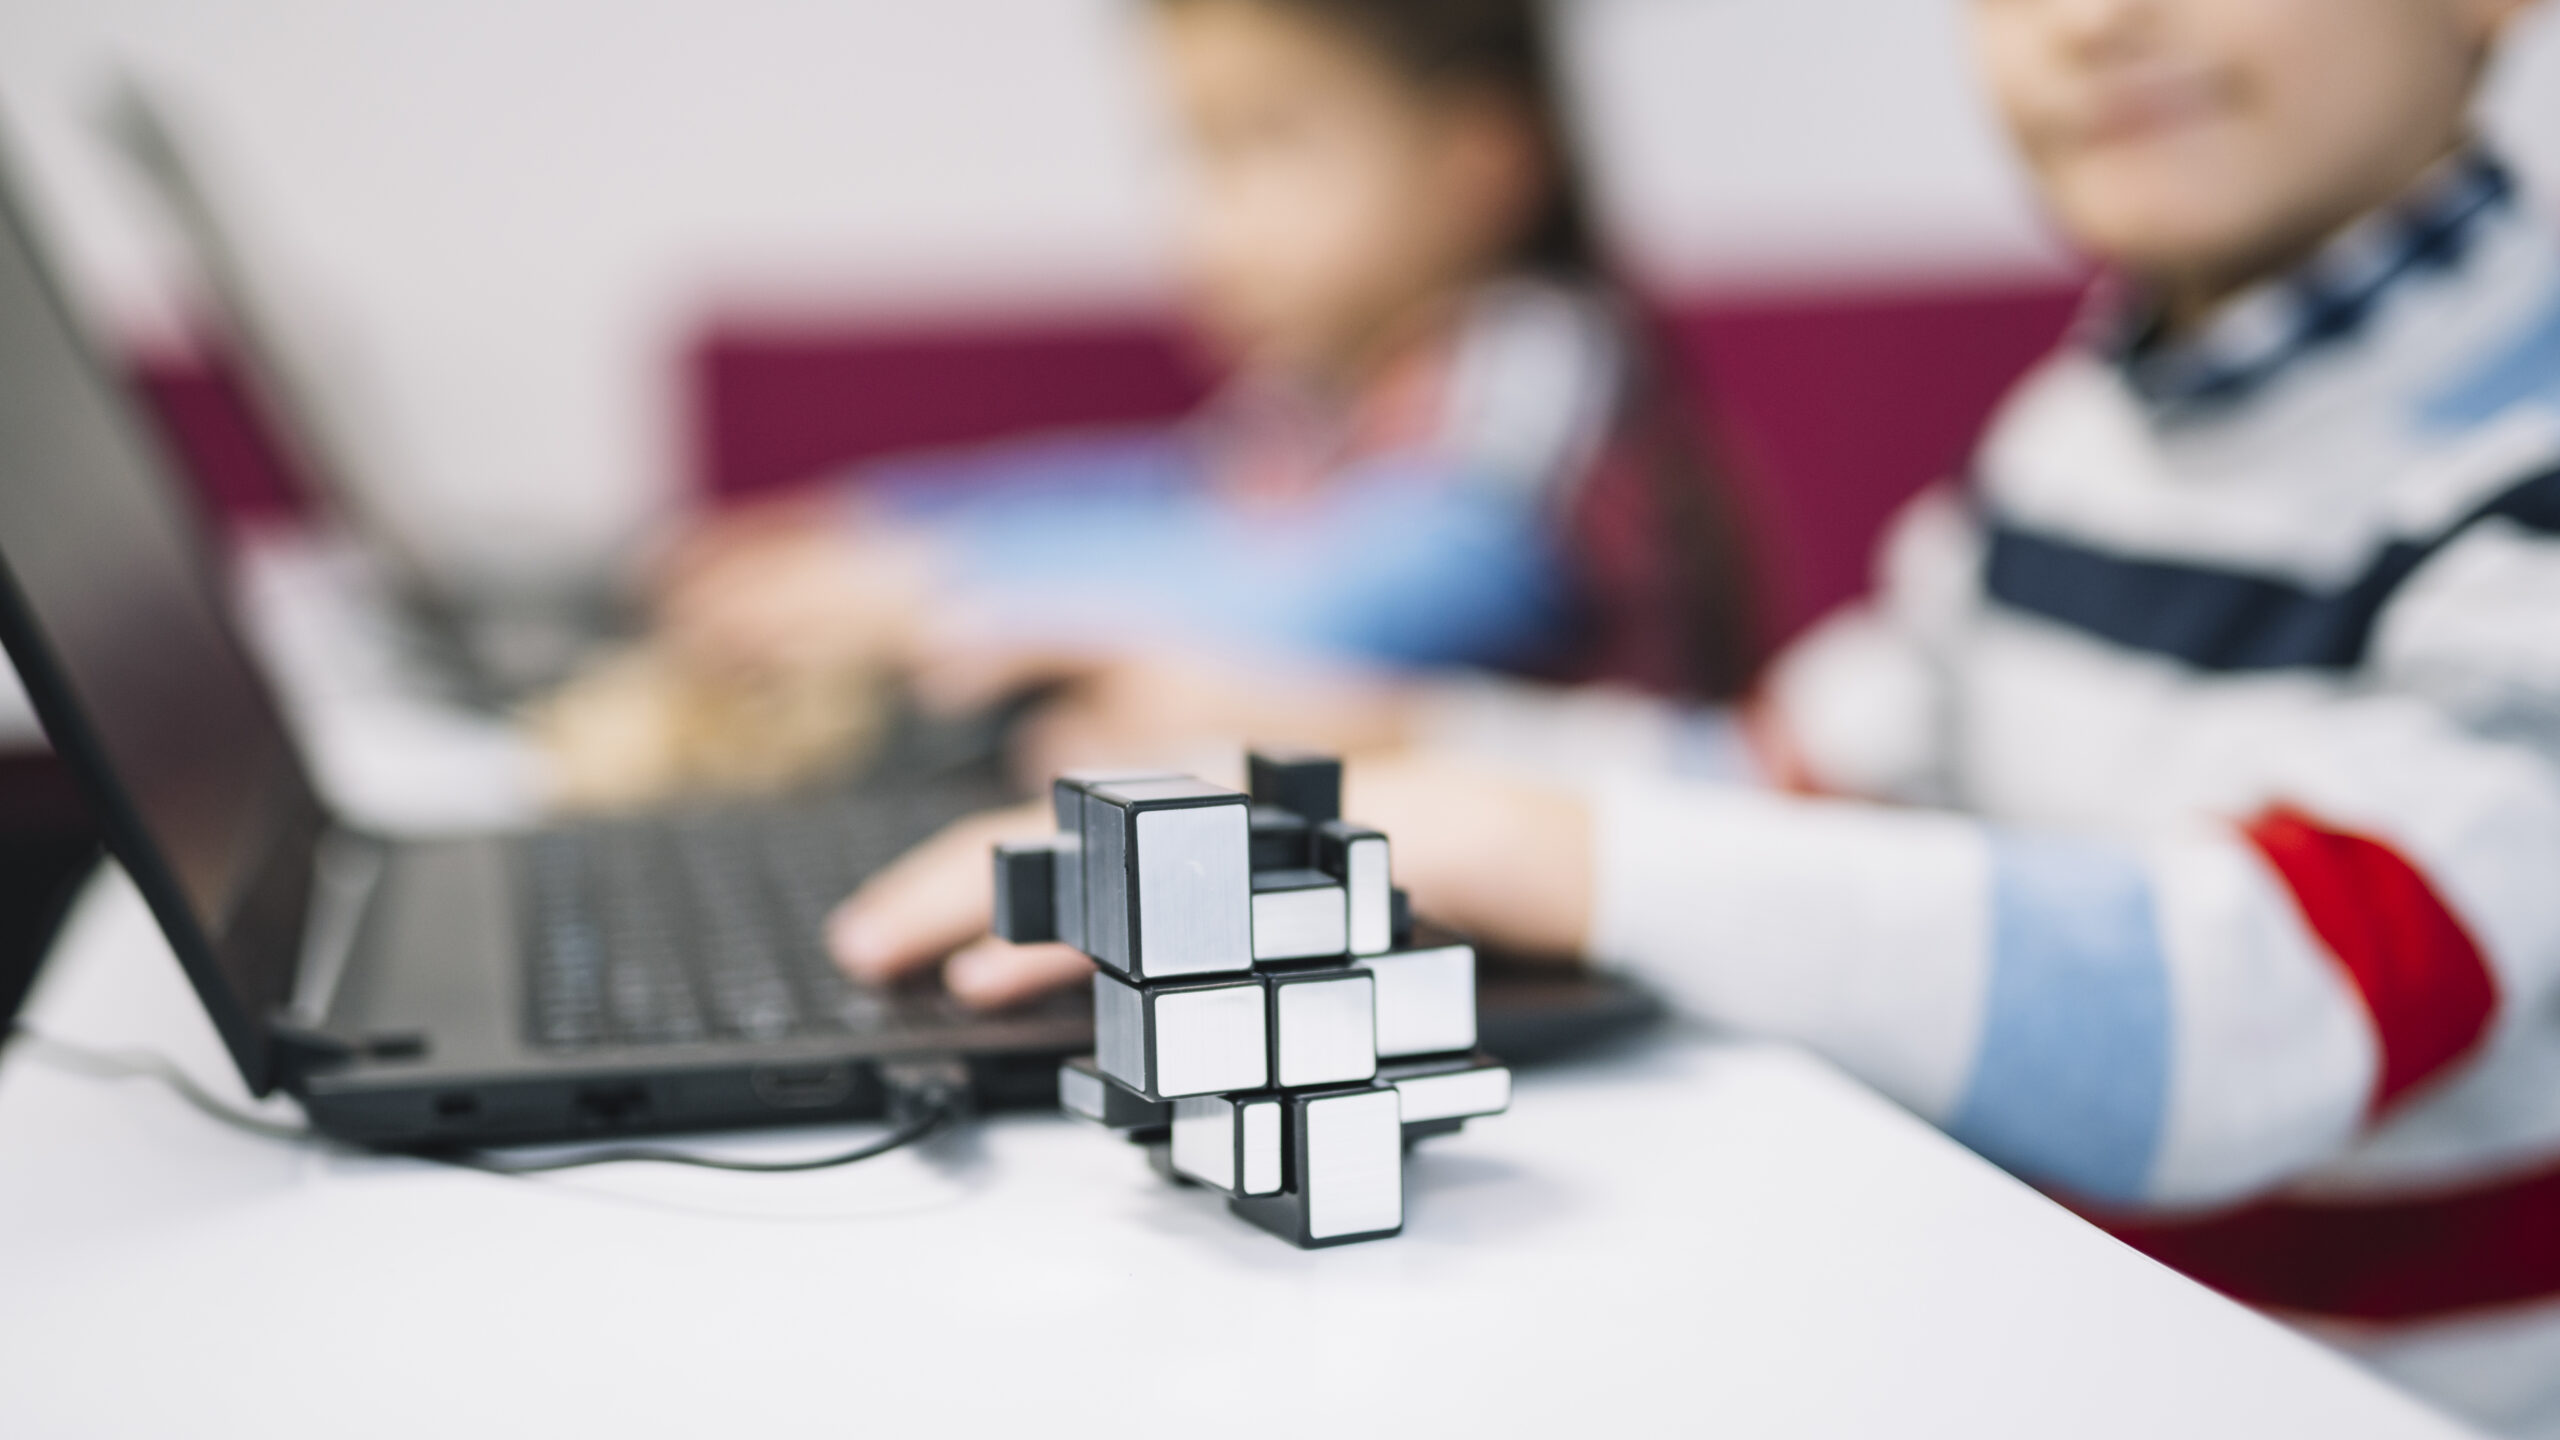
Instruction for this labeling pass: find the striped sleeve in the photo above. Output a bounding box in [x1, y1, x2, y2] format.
[1589, 689, 2560, 1209]
[2372, 511, 2560, 760]
[1761, 484, 1980, 805]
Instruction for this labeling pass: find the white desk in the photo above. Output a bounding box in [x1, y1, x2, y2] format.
[0, 866, 2466, 1439]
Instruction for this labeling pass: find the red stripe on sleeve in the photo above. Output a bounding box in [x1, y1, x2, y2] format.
[2091, 1155, 2560, 1321]
[2241, 806, 2497, 1116]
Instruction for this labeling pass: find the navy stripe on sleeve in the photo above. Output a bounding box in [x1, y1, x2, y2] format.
[1984, 466, 2560, 672]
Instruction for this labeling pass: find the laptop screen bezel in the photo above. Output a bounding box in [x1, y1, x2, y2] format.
[0, 150, 325, 1096]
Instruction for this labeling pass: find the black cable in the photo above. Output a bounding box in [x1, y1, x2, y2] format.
[428, 1106, 952, 1175]
[5, 1022, 964, 1175]
[5, 1023, 315, 1142]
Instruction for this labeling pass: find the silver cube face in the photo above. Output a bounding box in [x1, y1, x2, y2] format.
[1081, 796, 1130, 969]
[1274, 972, 1377, 1087]
[1152, 982, 1268, 1097]
[1251, 873, 1347, 962]
[1170, 1095, 1283, 1195]
[1055, 771, 1175, 955]
[1170, 1096, 1237, 1190]
[1093, 974, 1148, 1091]
[1303, 1087, 1403, 1239]
[1050, 834, 1085, 953]
[1345, 835, 1392, 956]
[1133, 802, 1252, 977]
[1357, 943, 1476, 1058]
[1388, 1061, 1510, 1123]
[1059, 1062, 1109, 1123]
[1238, 1099, 1282, 1194]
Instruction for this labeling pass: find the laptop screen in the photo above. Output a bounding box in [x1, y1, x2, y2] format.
[0, 156, 321, 1086]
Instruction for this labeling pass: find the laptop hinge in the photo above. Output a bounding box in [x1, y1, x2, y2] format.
[266, 1016, 429, 1087]
[267, 1019, 359, 1085]
[270, 832, 430, 1087]
[286, 830, 386, 1030]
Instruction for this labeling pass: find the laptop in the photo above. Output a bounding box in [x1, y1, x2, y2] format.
[98, 77, 622, 710]
[0, 134, 1659, 1153]
[0, 139, 1090, 1145]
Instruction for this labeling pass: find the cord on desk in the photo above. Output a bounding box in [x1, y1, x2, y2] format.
[4, 1023, 967, 1175]
[5, 1023, 315, 1142]
[434, 1059, 968, 1174]
[433, 1107, 951, 1175]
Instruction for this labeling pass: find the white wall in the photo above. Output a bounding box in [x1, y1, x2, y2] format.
[0, 0, 1178, 582]
[2, 0, 2557, 581]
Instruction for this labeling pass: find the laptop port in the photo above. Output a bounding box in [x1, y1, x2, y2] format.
[574, 1081, 650, 1125]
[432, 1092, 480, 1121]
[752, 1062, 855, 1110]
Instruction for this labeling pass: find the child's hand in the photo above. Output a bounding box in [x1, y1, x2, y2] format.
[655, 510, 936, 681]
[652, 490, 843, 600]
[824, 801, 1097, 1009]
[913, 642, 1422, 784]
[528, 640, 891, 813]
[1343, 756, 1593, 963]
[823, 757, 1593, 1009]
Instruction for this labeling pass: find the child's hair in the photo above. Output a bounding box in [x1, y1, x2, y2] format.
[1269, 0, 1602, 279]
[1160, 0, 1759, 697]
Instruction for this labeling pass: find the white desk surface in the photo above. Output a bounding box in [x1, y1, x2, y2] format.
[0, 866, 2466, 1439]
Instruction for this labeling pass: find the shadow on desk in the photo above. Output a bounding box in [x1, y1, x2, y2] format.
[0, 748, 99, 1030]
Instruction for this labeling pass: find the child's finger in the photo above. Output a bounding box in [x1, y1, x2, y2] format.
[944, 938, 1095, 1009]
[1344, 756, 1594, 960]
[825, 802, 1051, 982]
[1007, 697, 1118, 786]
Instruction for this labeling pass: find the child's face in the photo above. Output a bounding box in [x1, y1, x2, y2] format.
[1154, 0, 1547, 380]
[1973, 0, 2532, 306]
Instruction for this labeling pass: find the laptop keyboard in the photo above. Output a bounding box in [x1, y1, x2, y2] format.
[521, 792, 987, 1050]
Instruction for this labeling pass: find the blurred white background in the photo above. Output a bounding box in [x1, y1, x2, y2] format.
[1, 0, 2555, 583]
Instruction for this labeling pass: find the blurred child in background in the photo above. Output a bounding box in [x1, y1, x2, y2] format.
[838, 0, 2560, 1428]
[539, 0, 1751, 808]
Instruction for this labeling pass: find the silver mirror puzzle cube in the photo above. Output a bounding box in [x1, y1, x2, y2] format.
[1023, 752, 1510, 1249]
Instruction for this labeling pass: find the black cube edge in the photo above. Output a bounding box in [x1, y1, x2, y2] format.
[993, 838, 1061, 944]
[1246, 749, 1343, 825]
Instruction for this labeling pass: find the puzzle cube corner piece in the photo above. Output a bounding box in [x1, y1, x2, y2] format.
[1048, 768, 1181, 958]
[1074, 775, 1253, 981]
